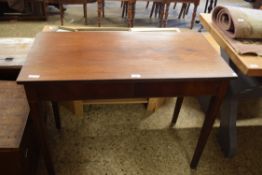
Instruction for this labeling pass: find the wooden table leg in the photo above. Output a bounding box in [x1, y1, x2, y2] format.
[190, 81, 228, 168]
[29, 101, 56, 175]
[170, 97, 184, 127]
[51, 101, 61, 130]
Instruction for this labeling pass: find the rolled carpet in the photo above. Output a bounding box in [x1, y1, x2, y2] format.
[212, 6, 262, 39]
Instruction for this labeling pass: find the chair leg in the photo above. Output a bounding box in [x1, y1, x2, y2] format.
[83, 3, 87, 25]
[154, 3, 159, 18]
[190, 3, 197, 29]
[125, 2, 128, 17]
[214, 0, 218, 6]
[59, 2, 64, 25]
[122, 2, 125, 18]
[204, 0, 209, 13]
[159, 2, 164, 27]
[182, 3, 189, 18]
[185, 3, 190, 15]
[146, 1, 149, 9]
[178, 3, 186, 19]
[173, 2, 177, 9]
[102, 0, 105, 17]
[158, 3, 162, 19]
[162, 2, 170, 27]
[122, 2, 128, 18]
[97, 0, 103, 26]
[150, 2, 156, 18]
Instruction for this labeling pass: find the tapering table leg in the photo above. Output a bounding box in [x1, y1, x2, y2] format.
[190, 81, 228, 168]
[170, 97, 184, 127]
[51, 101, 61, 130]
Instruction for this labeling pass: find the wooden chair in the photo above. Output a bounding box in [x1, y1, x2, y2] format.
[204, 0, 217, 13]
[178, 3, 190, 19]
[147, 2, 190, 20]
[59, 0, 102, 25]
[161, 0, 199, 29]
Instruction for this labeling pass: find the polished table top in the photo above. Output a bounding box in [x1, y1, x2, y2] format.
[199, 13, 262, 77]
[17, 32, 235, 83]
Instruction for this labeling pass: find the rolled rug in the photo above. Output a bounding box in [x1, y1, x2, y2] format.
[212, 6, 262, 39]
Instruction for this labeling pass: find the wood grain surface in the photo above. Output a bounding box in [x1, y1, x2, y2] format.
[17, 32, 234, 82]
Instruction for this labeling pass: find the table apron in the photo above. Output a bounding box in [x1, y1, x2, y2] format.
[24, 80, 228, 101]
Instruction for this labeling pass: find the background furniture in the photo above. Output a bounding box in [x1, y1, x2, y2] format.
[97, 0, 199, 28]
[253, 0, 262, 9]
[0, 38, 33, 80]
[59, 0, 104, 25]
[0, 37, 62, 129]
[0, 0, 47, 20]
[59, 0, 86, 25]
[161, 0, 200, 28]
[200, 13, 262, 157]
[121, 0, 128, 18]
[0, 81, 39, 175]
[204, 0, 217, 13]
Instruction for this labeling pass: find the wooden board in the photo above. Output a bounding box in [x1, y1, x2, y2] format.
[199, 13, 262, 77]
[0, 38, 34, 69]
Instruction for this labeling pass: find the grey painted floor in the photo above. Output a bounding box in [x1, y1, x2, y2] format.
[0, 0, 262, 174]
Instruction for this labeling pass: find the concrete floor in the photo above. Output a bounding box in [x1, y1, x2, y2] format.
[1, 0, 262, 175]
